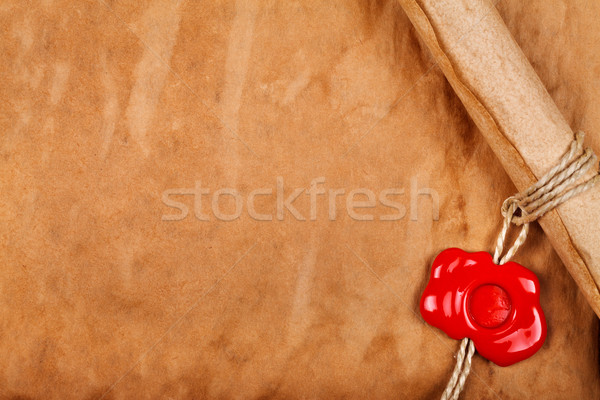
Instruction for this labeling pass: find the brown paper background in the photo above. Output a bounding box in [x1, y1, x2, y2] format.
[0, 0, 598, 399]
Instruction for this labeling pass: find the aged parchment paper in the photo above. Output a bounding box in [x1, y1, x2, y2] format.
[1, 1, 598, 398]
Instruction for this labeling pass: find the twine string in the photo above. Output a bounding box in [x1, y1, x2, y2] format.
[440, 338, 476, 400]
[509, 131, 600, 225]
[440, 131, 600, 400]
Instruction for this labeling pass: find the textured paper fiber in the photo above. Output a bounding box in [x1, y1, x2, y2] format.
[1, 0, 598, 398]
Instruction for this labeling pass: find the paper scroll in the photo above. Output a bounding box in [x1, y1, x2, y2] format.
[397, 0, 600, 316]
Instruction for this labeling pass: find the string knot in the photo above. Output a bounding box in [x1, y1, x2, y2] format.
[506, 131, 600, 226]
[500, 196, 523, 220]
[493, 131, 599, 265]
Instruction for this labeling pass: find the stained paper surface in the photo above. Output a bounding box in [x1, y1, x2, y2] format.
[1, 0, 599, 398]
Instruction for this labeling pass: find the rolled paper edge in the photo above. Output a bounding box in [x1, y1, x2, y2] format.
[396, 0, 600, 317]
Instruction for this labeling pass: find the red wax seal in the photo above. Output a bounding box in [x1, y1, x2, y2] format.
[420, 248, 546, 367]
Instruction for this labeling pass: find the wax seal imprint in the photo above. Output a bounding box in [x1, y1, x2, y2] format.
[420, 248, 546, 367]
[469, 284, 512, 328]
